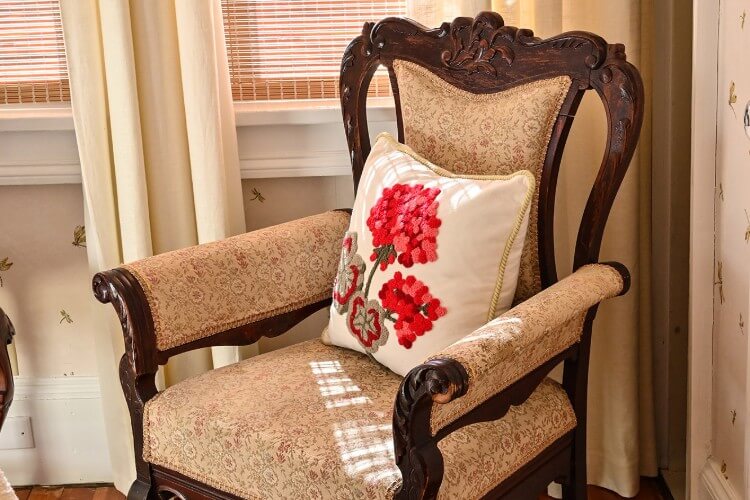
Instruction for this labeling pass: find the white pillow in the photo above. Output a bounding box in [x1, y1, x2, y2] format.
[323, 133, 534, 376]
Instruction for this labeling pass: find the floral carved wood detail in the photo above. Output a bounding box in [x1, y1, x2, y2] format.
[439, 18, 523, 75]
[437, 12, 607, 77]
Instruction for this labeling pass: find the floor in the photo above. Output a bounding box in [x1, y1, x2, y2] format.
[539, 478, 670, 499]
[15, 478, 668, 500]
[14, 487, 123, 500]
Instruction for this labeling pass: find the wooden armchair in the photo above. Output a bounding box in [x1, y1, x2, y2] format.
[93, 12, 642, 500]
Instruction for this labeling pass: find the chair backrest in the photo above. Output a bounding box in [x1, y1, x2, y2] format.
[340, 12, 643, 303]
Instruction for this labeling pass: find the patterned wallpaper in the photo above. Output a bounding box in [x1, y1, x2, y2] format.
[0, 185, 97, 377]
[0, 178, 351, 379]
[712, 0, 750, 491]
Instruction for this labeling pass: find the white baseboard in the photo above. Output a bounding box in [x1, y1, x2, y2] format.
[0, 376, 112, 486]
[699, 458, 740, 500]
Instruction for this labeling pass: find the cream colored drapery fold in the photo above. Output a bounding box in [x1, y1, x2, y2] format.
[408, 0, 657, 497]
[60, 0, 247, 492]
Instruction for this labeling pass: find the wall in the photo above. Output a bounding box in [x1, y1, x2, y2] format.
[0, 104, 394, 485]
[0, 184, 109, 484]
[709, 0, 750, 495]
[692, 0, 750, 497]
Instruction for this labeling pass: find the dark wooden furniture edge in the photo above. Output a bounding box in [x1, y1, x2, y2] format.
[0, 307, 15, 430]
[152, 466, 243, 500]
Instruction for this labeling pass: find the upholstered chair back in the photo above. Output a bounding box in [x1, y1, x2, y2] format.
[392, 60, 571, 302]
[340, 12, 643, 303]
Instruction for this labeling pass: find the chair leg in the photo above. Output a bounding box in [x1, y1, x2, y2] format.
[127, 479, 156, 500]
[562, 427, 586, 500]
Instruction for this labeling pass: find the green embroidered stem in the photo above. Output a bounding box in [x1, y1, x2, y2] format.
[364, 244, 394, 297]
[364, 259, 379, 297]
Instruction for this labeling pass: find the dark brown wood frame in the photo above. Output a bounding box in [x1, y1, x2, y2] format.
[92, 11, 642, 500]
[0, 307, 15, 431]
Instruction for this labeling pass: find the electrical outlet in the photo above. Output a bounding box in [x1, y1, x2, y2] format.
[0, 416, 34, 449]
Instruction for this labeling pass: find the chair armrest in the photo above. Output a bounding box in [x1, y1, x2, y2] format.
[394, 262, 627, 444]
[94, 210, 350, 355]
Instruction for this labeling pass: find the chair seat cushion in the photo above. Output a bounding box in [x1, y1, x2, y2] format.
[143, 340, 576, 499]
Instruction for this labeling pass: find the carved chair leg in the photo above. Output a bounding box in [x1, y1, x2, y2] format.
[395, 442, 445, 500]
[128, 479, 156, 500]
[561, 424, 587, 500]
[561, 309, 597, 500]
[119, 354, 158, 500]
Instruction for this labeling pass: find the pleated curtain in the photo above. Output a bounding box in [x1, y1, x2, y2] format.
[60, 0, 247, 491]
[409, 0, 657, 497]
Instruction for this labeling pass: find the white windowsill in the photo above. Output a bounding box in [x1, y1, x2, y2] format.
[0, 98, 396, 132]
[235, 97, 396, 125]
[0, 104, 74, 132]
[0, 98, 397, 185]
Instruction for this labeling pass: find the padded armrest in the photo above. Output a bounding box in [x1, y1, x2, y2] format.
[427, 263, 625, 433]
[123, 211, 350, 351]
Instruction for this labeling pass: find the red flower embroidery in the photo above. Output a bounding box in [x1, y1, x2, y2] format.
[332, 232, 365, 314]
[347, 291, 389, 352]
[378, 272, 447, 349]
[338, 183, 447, 351]
[366, 183, 441, 269]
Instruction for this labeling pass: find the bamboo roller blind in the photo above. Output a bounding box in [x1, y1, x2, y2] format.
[221, 0, 406, 101]
[1, 1, 405, 105]
[0, 0, 69, 104]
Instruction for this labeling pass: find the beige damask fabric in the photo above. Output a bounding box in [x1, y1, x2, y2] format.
[392, 59, 571, 304]
[429, 263, 624, 433]
[124, 211, 350, 351]
[143, 339, 576, 499]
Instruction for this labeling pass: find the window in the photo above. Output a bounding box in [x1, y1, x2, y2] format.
[0, 1, 403, 105]
[0, 0, 69, 104]
[221, 0, 406, 101]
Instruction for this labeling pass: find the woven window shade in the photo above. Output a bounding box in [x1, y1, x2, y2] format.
[0, 0, 69, 104]
[221, 0, 405, 101]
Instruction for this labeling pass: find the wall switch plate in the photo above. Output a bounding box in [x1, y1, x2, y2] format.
[0, 416, 35, 449]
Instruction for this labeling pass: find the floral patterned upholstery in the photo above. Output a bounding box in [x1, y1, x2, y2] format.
[392, 59, 572, 304]
[124, 211, 350, 351]
[429, 264, 624, 433]
[143, 339, 576, 499]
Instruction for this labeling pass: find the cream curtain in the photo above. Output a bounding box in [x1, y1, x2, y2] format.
[60, 0, 246, 492]
[409, 0, 657, 497]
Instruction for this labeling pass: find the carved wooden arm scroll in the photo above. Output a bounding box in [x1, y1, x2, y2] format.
[93, 268, 159, 494]
[392, 359, 469, 499]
